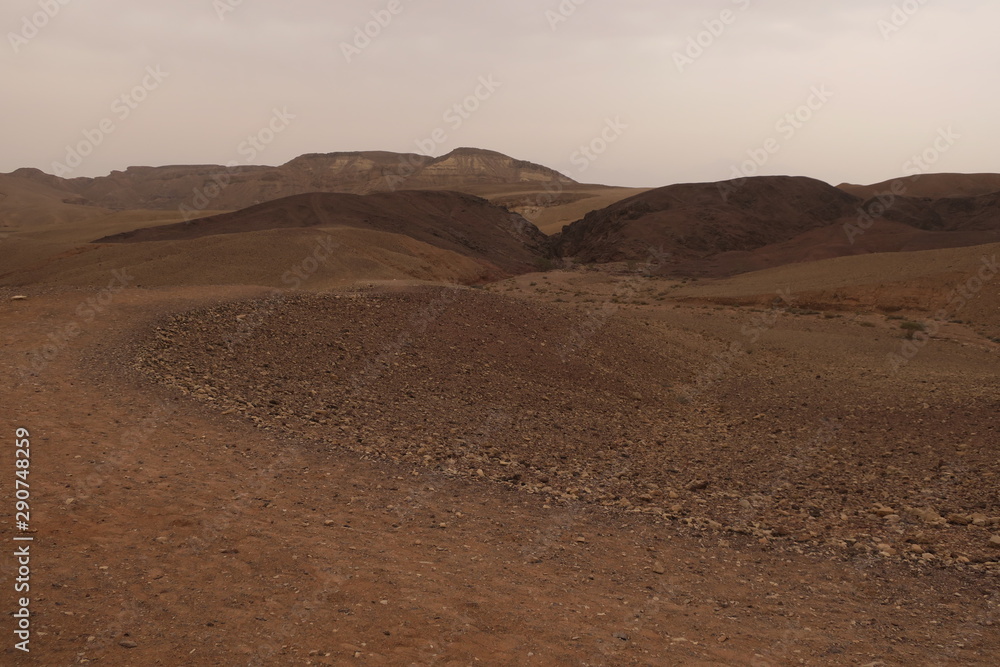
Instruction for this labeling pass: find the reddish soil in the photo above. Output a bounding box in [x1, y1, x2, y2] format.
[2, 284, 998, 665]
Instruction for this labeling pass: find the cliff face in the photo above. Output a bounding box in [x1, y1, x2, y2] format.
[8, 148, 576, 212]
[416, 148, 571, 185]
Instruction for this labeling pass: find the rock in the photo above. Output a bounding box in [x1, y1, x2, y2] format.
[652, 561, 666, 575]
[873, 505, 897, 518]
[909, 507, 945, 525]
[877, 543, 896, 556]
[686, 480, 709, 492]
[119, 640, 138, 649]
[947, 513, 973, 526]
[11, 295, 28, 301]
[989, 535, 1000, 549]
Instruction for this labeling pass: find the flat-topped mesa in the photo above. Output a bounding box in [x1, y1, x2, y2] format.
[3, 148, 576, 211]
[418, 147, 576, 184]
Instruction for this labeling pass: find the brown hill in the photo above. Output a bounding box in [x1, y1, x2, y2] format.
[839, 173, 1000, 200]
[0, 170, 110, 229]
[675, 240, 1000, 329]
[554, 176, 861, 264]
[852, 191, 1000, 233]
[95, 190, 552, 275]
[7, 147, 575, 212]
[677, 220, 1000, 277]
[555, 176, 1000, 277]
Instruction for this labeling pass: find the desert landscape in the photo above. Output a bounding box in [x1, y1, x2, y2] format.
[2, 146, 999, 665]
[4, 2, 1000, 665]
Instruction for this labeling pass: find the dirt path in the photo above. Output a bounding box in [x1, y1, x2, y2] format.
[1, 287, 997, 665]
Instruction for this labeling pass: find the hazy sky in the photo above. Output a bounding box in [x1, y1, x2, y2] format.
[2, 0, 997, 187]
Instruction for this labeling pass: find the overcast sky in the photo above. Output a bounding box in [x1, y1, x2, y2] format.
[2, 0, 997, 187]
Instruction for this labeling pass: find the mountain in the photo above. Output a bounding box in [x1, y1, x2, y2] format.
[554, 176, 860, 263]
[96, 190, 552, 276]
[553, 175, 1000, 277]
[0, 170, 111, 228]
[839, 173, 1000, 200]
[6, 148, 576, 213]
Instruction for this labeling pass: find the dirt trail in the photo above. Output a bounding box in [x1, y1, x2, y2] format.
[1, 287, 997, 665]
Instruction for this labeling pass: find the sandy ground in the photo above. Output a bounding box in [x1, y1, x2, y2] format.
[1, 280, 997, 665]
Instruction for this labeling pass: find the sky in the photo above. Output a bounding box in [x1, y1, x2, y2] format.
[2, 0, 998, 188]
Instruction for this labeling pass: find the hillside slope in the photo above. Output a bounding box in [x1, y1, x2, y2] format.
[96, 190, 551, 275]
[555, 175, 1000, 276]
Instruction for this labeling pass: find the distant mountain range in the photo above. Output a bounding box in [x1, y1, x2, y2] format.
[5, 147, 576, 214]
[3, 146, 999, 283]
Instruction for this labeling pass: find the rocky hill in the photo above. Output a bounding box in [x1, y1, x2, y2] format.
[96, 190, 552, 276]
[6, 148, 575, 213]
[554, 175, 1000, 276]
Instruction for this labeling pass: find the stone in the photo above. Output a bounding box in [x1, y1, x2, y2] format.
[119, 640, 138, 649]
[11, 295, 28, 301]
[989, 535, 1000, 549]
[910, 507, 945, 525]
